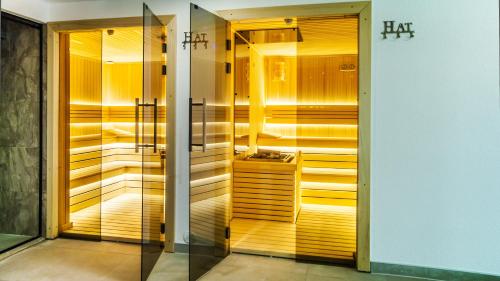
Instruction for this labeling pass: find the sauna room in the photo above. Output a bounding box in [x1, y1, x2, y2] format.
[230, 16, 359, 263]
[58, 26, 167, 243]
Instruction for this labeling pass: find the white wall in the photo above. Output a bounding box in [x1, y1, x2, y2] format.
[2, 0, 49, 22]
[371, 0, 500, 276]
[10, 0, 500, 276]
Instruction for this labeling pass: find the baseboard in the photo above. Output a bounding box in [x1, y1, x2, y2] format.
[371, 262, 500, 281]
[175, 243, 189, 253]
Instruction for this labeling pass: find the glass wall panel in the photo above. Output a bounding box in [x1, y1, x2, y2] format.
[295, 16, 359, 263]
[0, 12, 42, 253]
[60, 31, 102, 239]
[141, 4, 167, 280]
[189, 4, 231, 280]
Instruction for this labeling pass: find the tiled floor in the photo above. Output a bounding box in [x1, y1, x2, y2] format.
[199, 254, 430, 281]
[0, 238, 142, 281]
[0, 238, 430, 281]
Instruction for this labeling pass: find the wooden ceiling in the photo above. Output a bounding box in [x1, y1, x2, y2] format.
[69, 16, 357, 62]
[234, 16, 358, 56]
[70, 26, 143, 63]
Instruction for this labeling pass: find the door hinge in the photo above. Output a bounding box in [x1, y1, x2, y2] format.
[161, 223, 165, 234]
[225, 227, 231, 239]
[162, 43, 167, 54]
[225, 62, 231, 74]
[226, 39, 231, 51]
[162, 65, 167, 75]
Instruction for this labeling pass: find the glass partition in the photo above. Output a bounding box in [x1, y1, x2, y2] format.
[141, 4, 167, 280]
[59, 30, 103, 240]
[189, 4, 231, 280]
[0, 12, 43, 253]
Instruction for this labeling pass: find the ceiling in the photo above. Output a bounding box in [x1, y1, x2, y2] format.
[234, 16, 358, 56]
[70, 16, 357, 61]
[70, 26, 143, 63]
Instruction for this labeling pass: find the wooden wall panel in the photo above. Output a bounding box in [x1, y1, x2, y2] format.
[256, 54, 359, 207]
[234, 57, 250, 105]
[264, 56, 297, 105]
[264, 55, 358, 105]
[69, 55, 102, 104]
[66, 32, 103, 230]
[102, 62, 142, 105]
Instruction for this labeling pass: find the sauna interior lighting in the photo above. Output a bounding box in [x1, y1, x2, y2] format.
[234, 145, 249, 151]
[264, 123, 357, 128]
[190, 173, 231, 187]
[301, 181, 357, 190]
[257, 145, 357, 154]
[191, 160, 231, 173]
[302, 167, 357, 176]
[265, 101, 359, 106]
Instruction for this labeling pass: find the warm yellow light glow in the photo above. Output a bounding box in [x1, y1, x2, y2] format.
[257, 146, 357, 154]
[234, 145, 249, 151]
[302, 167, 357, 176]
[301, 181, 357, 191]
[263, 123, 357, 128]
[69, 101, 102, 106]
[191, 142, 231, 152]
[235, 123, 250, 128]
[70, 123, 102, 127]
[190, 173, 231, 187]
[265, 101, 358, 106]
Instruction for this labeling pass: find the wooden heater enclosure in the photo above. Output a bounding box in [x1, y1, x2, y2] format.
[230, 16, 359, 263]
[58, 26, 167, 243]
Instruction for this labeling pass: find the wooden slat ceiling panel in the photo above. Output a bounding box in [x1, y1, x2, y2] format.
[234, 17, 358, 56]
[70, 26, 143, 63]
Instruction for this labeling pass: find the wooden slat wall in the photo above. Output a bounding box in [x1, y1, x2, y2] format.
[102, 62, 142, 105]
[264, 55, 357, 105]
[264, 56, 297, 105]
[231, 19, 359, 263]
[297, 55, 357, 104]
[234, 53, 250, 150]
[64, 45, 166, 241]
[189, 106, 233, 245]
[68, 49, 103, 217]
[259, 55, 359, 207]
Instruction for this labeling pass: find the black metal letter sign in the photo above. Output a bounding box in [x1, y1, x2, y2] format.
[381, 21, 415, 39]
[183, 32, 208, 49]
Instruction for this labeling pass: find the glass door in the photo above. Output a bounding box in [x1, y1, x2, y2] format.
[189, 4, 231, 280]
[141, 3, 167, 280]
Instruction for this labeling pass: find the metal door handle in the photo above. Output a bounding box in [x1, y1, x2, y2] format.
[135, 98, 158, 153]
[189, 98, 207, 152]
[153, 98, 158, 153]
[135, 98, 140, 153]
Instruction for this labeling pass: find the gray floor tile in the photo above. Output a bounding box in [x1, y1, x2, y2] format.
[0, 241, 436, 281]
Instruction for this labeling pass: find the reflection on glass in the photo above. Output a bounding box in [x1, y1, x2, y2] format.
[60, 30, 102, 240]
[189, 4, 231, 281]
[141, 4, 167, 280]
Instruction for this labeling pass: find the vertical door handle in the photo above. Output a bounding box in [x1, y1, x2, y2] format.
[189, 98, 193, 152]
[201, 98, 207, 153]
[153, 98, 158, 153]
[189, 98, 207, 152]
[135, 98, 140, 153]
